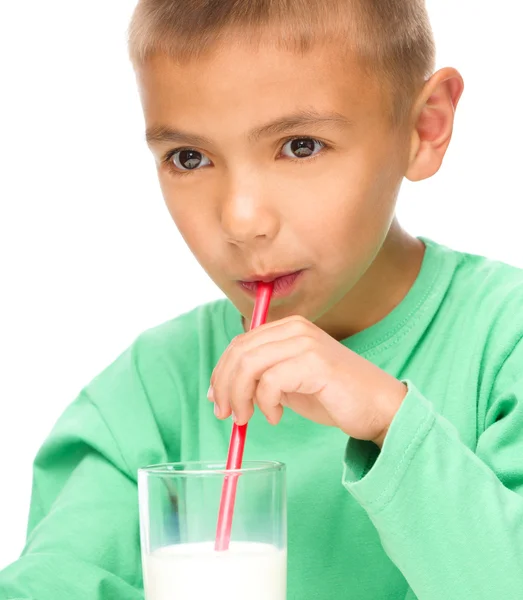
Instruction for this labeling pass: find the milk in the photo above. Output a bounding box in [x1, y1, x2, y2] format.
[142, 541, 287, 600]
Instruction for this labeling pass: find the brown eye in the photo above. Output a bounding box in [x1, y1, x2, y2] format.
[172, 149, 211, 171]
[281, 138, 324, 159]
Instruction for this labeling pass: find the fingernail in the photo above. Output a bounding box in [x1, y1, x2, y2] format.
[207, 385, 214, 401]
[214, 403, 221, 418]
[231, 412, 237, 423]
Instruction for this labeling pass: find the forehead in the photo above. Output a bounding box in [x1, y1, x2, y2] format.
[136, 38, 389, 133]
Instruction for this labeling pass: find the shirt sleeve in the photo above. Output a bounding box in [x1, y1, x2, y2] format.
[342, 341, 523, 599]
[0, 391, 143, 600]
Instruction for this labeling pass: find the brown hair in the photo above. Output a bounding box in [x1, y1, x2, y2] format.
[128, 0, 435, 122]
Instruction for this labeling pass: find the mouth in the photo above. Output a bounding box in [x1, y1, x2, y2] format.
[238, 270, 305, 298]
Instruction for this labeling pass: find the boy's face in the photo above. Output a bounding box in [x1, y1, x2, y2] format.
[138, 38, 412, 323]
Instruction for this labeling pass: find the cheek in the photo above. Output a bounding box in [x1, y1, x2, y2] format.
[291, 154, 401, 270]
[159, 177, 219, 266]
[295, 160, 398, 234]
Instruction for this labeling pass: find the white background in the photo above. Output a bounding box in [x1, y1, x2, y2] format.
[0, 0, 521, 570]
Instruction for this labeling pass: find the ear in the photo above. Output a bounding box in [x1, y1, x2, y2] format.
[406, 67, 464, 182]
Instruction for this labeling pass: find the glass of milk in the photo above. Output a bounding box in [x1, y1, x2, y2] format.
[138, 461, 286, 600]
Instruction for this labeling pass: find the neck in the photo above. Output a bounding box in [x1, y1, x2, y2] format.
[315, 220, 425, 341]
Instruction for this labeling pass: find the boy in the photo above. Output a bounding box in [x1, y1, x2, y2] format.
[2, 0, 523, 598]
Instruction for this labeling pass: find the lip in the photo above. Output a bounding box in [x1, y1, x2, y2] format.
[238, 270, 304, 298]
[241, 270, 299, 283]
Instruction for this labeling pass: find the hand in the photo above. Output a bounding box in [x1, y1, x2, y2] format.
[209, 315, 407, 447]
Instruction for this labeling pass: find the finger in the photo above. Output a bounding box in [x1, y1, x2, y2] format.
[254, 356, 313, 424]
[209, 330, 250, 417]
[211, 315, 315, 393]
[211, 316, 317, 420]
[245, 313, 312, 335]
[228, 336, 315, 424]
[255, 382, 284, 426]
[210, 332, 247, 390]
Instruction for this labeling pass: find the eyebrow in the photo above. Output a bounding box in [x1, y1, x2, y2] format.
[145, 110, 352, 147]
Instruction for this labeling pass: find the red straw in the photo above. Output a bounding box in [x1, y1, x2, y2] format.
[215, 282, 274, 551]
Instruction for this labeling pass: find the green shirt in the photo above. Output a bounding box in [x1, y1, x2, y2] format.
[2, 238, 523, 599]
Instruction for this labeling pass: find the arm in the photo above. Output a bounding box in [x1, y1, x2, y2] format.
[0, 392, 143, 600]
[343, 343, 523, 599]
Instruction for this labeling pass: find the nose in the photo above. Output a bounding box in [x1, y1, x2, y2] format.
[220, 180, 280, 247]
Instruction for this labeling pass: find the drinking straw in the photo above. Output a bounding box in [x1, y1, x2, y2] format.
[215, 282, 273, 551]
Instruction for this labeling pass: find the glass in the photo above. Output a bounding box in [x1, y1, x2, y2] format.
[138, 461, 287, 600]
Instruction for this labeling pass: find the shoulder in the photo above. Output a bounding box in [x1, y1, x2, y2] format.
[424, 239, 523, 372]
[426, 238, 523, 333]
[452, 245, 523, 294]
[434, 241, 523, 393]
[422, 241, 523, 423]
[136, 298, 231, 353]
[81, 298, 234, 467]
[88, 298, 233, 395]
[130, 298, 234, 384]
